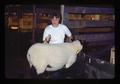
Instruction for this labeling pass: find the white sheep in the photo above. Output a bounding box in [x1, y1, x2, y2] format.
[27, 40, 83, 74]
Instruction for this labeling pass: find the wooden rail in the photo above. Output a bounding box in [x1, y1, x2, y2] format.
[71, 27, 114, 33]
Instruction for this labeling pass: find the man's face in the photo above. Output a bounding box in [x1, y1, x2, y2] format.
[51, 16, 60, 25]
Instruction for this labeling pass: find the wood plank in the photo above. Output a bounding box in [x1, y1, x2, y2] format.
[72, 28, 113, 33]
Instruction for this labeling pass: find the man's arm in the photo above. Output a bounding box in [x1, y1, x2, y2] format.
[64, 25, 73, 42]
[67, 35, 73, 43]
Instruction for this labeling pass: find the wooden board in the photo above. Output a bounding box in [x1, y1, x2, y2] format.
[19, 15, 33, 29]
[72, 28, 113, 33]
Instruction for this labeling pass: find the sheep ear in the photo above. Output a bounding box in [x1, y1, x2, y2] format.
[76, 49, 80, 54]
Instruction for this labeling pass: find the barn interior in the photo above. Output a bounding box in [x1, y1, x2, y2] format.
[5, 2, 115, 79]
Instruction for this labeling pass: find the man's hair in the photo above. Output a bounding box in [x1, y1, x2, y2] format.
[50, 13, 62, 23]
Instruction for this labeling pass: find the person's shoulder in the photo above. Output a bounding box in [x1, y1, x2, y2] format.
[59, 24, 68, 28]
[45, 25, 52, 30]
[59, 24, 66, 27]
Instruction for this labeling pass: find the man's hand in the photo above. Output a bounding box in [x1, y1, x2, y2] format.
[43, 34, 51, 44]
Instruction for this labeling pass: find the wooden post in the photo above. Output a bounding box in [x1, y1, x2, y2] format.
[61, 5, 64, 24]
[32, 5, 36, 43]
[110, 47, 115, 64]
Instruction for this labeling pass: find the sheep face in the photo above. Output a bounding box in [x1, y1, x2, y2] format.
[70, 40, 83, 54]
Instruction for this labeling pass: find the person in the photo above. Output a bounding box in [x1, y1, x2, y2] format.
[43, 13, 73, 44]
[42, 13, 73, 79]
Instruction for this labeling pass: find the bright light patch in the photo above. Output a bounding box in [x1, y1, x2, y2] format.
[11, 26, 18, 29]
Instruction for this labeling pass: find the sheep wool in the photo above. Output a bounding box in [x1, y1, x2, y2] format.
[27, 40, 83, 74]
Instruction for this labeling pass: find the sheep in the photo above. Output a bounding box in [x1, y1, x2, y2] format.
[27, 40, 83, 74]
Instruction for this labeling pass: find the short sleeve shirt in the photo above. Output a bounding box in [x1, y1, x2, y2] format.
[43, 24, 72, 44]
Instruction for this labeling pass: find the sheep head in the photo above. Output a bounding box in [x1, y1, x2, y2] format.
[70, 40, 83, 54]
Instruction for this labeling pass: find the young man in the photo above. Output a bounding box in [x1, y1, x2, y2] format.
[42, 14, 73, 79]
[43, 13, 73, 44]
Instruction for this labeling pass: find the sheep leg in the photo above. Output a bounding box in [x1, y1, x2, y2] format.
[65, 55, 77, 68]
[35, 61, 48, 74]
